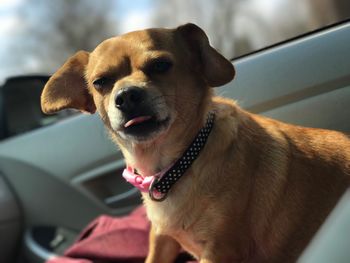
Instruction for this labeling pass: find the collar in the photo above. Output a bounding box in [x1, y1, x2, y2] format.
[122, 112, 215, 201]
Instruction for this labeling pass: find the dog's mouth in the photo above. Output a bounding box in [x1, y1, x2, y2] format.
[121, 114, 171, 140]
[124, 116, 153, 128]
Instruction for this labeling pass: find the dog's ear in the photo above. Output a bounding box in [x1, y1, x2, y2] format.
[41, 51, 96, 114]
[176, 23, 235, 87]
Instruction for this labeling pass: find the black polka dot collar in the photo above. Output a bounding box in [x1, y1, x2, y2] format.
[122, 111, 215, 202]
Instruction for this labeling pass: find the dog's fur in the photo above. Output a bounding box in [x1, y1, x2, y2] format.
[41, 24, 350, 263]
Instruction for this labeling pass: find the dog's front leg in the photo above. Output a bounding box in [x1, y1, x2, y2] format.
[145, 224, 180, 263]
[199, 238, 250, 263]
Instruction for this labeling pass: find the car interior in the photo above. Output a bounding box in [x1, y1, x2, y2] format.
[0, 20, 349, 263]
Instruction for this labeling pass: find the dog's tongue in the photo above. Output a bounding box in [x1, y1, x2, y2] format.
[124, 116, 152, 128]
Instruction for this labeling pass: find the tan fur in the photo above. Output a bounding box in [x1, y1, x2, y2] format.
[41, 24, 350, 263]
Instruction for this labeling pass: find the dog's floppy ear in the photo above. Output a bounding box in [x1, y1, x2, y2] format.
[41, 50, 96, 114]
[176, 23, 235, 87]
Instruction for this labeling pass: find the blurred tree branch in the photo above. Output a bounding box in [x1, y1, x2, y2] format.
[151, 0, 241, 58]
[151, 0, 350, 59]
[9, 0, 118, 72]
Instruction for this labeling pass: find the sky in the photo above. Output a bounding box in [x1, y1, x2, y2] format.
[0, 0, 22, 34]
[116, 0, 153, 33]
[0, 0, 22, 83]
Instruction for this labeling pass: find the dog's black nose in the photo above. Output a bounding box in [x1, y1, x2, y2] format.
[115, 86, 146, 112]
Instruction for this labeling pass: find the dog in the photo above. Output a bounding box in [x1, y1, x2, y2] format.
[41, 23, 350, 263]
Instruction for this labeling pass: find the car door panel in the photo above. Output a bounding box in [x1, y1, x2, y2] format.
[0, 175, 21, 263]
[71, 159, 141, 210]
[218, 23, 350, 116]
[263, 86, 350, 133]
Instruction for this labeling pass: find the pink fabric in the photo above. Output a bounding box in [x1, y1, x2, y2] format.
[46, 206, 196, 263]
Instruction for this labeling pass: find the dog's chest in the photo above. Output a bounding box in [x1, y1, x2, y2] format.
[144, 194, 208, 258]
[145, 195, 191, 231]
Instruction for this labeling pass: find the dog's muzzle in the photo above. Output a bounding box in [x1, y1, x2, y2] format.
[114, 86, 171, 140]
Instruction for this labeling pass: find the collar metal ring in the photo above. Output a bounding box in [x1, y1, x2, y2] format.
[149, 177, 168, 202]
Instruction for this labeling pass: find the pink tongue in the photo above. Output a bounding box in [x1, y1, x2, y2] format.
[124, 116, 152, 128]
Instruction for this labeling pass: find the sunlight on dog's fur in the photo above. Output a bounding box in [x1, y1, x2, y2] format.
[41, 23, 350, 263]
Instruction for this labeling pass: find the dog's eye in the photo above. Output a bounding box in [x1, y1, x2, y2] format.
[93, 77, 111, 90]
[147, 60, 173, 74]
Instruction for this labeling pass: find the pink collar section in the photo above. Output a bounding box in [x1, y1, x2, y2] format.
[122, 166, 167, 193]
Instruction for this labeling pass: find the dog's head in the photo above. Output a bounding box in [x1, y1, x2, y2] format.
[41, 24, 235, 144]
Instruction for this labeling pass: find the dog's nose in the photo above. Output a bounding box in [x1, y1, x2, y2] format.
[115, 86, 146, 112]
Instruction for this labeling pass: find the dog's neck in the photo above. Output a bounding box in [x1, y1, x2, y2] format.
[115, 112, 210, 177]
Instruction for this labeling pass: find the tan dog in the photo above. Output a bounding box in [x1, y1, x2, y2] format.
[41, 24, 350, 263]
